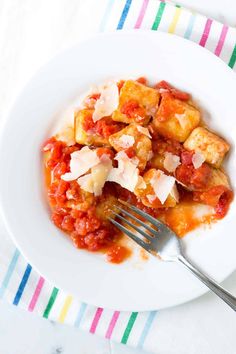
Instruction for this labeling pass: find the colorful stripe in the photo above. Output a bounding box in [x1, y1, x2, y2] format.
[58, 295, 73, 323]
[168, 6, 182, 34]
[137, 311, 157, 348]
[134, 0, 149, 29]
[184, 13, 196, 39]
[43, 287, 59, 319]
[13, 264, 32, 305]
[121, 312, 138, 344]
[151, 1, 166, 30]
[117, 0, 133, 30]
[74, 302, 87, 327]
[0, 248, 20, 299]
[90, 307, 104, 333]
[105, 311, 120, 339]
[228, 44, 236, 68]
[28, 276, 45, 312]
[214, 25, 228, 56]
[199, 18, 213, 47]
[100, 0, 115, 31]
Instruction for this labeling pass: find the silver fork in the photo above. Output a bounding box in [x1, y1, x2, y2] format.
[109, 202, 236, 311]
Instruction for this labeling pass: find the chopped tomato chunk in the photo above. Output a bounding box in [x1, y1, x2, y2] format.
[136, 77, 147, 85]
[125, 147, 136, 158]
[155, 80, 190, 101]
[175, 163, 211, 190]
[120, 100, 145, 120]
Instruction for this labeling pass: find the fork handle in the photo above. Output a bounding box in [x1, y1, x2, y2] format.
[178, 255, 236, 311]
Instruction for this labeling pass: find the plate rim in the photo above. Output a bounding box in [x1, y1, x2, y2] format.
[0, 29, 235, 311]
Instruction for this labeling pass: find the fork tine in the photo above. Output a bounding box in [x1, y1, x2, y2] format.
[111, 211, 154, 242]
[116, 205, 159, 235]
[119, 200, 168, 232]
[108, 218, 152, 253]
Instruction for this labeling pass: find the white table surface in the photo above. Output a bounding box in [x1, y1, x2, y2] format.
[0, 1, 236, 353]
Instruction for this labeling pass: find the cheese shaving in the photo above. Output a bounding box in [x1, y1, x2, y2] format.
[192, 152, 205, 169]
[61, 146, 100, 181]
[91, 160, 112, 196]
[163, 152, 180, 173]
[107, 152, 139, 192]
[116, 134, 135, 148]
[77, 160, 112, 196]
[77, 174, 94, 194]
[175, 113, 188, 129]
[170, 183, 179, 202]
[150, 170, 176, 204]
[136, 176, 147, 190]
[92, 82, 119, 122]
[136, 125, 152, 138]
[147, 194, 156, 203]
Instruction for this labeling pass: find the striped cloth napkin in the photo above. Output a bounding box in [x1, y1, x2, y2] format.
[0, 1, 235, 353]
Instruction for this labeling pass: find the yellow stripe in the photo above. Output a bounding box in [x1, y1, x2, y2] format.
[168, 7, 182, 34]
[58, 295, 73, 323]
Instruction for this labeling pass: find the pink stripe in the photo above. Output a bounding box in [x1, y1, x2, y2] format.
[134, 0, 149, 29]
[28, 276, 45, 312]
[90, 307, 104, 333]
[199, 19, 213, 47]
[105, 311, 120, 339]
[214, 25, 228, 56]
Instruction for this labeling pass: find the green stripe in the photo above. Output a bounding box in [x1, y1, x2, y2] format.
[151, 2, 166, 30]
[121, 312, 138, 344]
[228, 44, 236, 68]
[43, 287, 59, 318]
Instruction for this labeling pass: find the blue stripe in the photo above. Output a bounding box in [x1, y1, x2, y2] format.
[13, 264, 32, 305]
[74, 302, 87, 327]
[100, 0, 115, 32]
[117, 0, 133, 30]
[0, 248, 20, 299]
[137, 311, 157, 348]
[184, 13, 196, 39]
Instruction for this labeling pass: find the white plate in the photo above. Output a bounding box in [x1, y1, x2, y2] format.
[0, 31, 235, 311]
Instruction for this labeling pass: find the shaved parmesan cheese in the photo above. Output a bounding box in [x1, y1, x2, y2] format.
[170, 183, 179, 202]
[91, 160, 112, 196]
[147, 151, 154, 161]
[92, 82, 119, 122]
[77, 174, 94, 193]
[61, 146, 100, 181]
[77, 160, 112, 196]
[137, 125, 152, 138]
[175, 113, 188, 129]
[115, 150, 139, 166]
[136, 176, 147, 190]
[116, 134, 135, 148]
[150, 170, 176, 204]
[147, 194, 156, 203]
[107, 152, 139, 192]
[55, 126, 75, 146]
[192, 152, 205, 169]
[159, 88, 169, 94]
[163, 152, 180, 173]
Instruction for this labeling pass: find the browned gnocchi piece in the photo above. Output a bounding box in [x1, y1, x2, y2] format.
[109, 123, 152, 170]
[96, 195, 119, 221]
[112, 80, 160, 125]
[74, 109, 109, 146]
[153, 94, 200, 142]
[208, 168, 230, 189]
[184, 127, 230, 168]
[134, 169, 178, 208]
